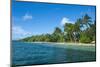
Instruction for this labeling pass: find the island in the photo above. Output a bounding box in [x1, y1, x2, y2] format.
[19, 14, 96, 45]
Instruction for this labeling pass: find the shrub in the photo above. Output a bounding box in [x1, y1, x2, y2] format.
[80, 33, 91, 43]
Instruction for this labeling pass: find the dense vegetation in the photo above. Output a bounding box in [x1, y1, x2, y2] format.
[20, 14, 96, 43]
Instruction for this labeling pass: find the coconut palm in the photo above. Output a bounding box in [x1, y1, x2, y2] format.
[64, 23, 75, 42]
[73, 18, 82, 42]
[81, 14, 92, 30]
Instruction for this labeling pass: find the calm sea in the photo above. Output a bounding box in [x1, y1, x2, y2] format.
[12, 41, 96, 66]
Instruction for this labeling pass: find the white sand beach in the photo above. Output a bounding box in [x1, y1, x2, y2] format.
[25, 41, 95, 47]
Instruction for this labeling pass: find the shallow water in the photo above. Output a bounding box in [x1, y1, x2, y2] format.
[12, 41, 96, 66]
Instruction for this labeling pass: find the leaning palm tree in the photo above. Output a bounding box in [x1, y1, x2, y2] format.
[81, 14, 92, 30]
[73, 18, 82, 42]
[75, 18, 82, 32]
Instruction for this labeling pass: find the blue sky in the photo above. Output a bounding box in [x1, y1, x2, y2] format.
[12, 0, 96, 40]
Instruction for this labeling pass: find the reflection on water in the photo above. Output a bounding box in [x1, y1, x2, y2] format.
[12, 41, 96, 66]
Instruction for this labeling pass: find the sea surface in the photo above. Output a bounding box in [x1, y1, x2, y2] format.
[12, 41, 96, 66]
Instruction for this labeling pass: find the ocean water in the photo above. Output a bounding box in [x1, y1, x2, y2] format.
[12, 41, 96, 66]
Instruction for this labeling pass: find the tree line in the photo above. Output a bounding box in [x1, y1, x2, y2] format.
[20, 14, 96, 43]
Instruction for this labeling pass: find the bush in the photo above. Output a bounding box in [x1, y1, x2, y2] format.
[80, 33, 91, 43]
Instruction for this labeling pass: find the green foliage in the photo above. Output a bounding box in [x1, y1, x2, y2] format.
[20, 14, 96, 43]
[64, 23, 75, 42]
[80, 32, 91, 43]
[53, 27, 62, 34]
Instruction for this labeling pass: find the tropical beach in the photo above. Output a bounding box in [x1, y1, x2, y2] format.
[23, 41, 96, 51]
[20, 13, 96, 46]
[12, 0, 96, 66]
[25, 41, 95, 46]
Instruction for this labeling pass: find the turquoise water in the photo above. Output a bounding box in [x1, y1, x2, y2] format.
[12, 41, 96, 66]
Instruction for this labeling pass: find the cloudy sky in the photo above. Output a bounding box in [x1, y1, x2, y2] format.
[12, 0, 96, 40]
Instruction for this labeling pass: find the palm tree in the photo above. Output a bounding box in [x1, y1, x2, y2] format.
[81, 14, 92, 30]
[53, 27, 62, 34]
[64, 23, 75, 42]
[53, 27, 63, 42]
[73, 18, 82, 42]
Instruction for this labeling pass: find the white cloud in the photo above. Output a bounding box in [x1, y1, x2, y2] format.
[12, 26, 32, 39]
[61, 17, 74, 26]
[23, 13, 33, 21]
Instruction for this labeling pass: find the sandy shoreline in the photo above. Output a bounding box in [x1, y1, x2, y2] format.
[24, 41, 95, 47]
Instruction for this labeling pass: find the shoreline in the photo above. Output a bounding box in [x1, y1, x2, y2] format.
[23, 41, 95, 47]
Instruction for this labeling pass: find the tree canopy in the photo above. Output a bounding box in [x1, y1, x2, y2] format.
[20, 14, 96, 43]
